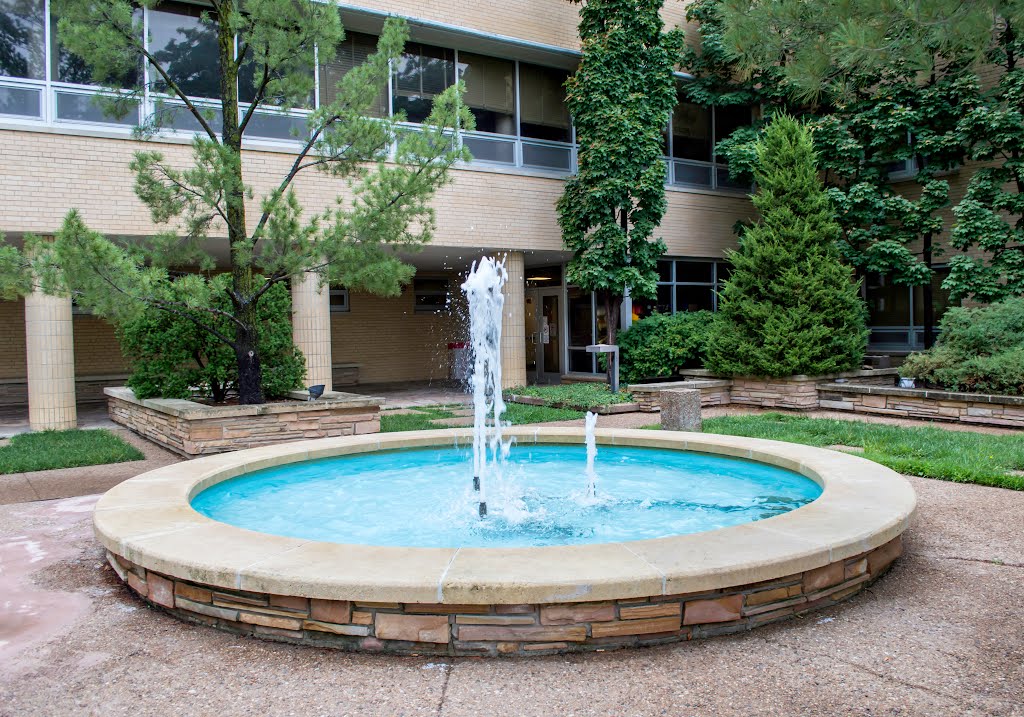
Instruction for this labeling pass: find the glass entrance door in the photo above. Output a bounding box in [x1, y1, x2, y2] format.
[526, 288, 562, 383]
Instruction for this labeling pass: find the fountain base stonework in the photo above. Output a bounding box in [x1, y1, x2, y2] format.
[95, 428, 916, 657]
[109, 536, 902, 655]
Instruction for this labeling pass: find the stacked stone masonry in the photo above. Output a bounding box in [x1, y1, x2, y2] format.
[630, 380, 732, 413]
[818, 384, 1024, 429]
[106, 389, 380, 456]
[108, 536, 903, 657]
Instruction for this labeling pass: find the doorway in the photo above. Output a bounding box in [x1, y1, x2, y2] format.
[525, 287, 562, 383]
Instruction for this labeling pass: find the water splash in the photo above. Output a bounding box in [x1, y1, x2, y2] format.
[461, 257, 509, 518]
[584, 412, 598, 500]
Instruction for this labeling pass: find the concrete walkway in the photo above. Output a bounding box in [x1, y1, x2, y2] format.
[0, 474, 1020, 716]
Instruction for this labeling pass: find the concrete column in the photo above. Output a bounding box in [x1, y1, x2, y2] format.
[500, 251, 527, 389]
[291, 272, 333, 392]
[25, 289, 77, 430]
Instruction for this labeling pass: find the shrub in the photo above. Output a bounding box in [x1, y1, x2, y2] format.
[617, 310, 713, 382]
[900, 297, 1024, 395]
[705, 115, 868, 377]
[118, 274, 305, 401]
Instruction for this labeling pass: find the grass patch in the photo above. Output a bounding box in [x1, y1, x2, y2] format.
[380, 403, 583, 433]
[503, 403, 584, 424]
[695, 413, 1024, 490]
[0, 429, 145, 474]
[505, 383, 633, 409]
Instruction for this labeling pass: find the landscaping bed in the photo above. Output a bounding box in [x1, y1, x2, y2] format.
[504, 384, 638, 414]
[0, 429, 144, 474]
[380, 403, 583, 432]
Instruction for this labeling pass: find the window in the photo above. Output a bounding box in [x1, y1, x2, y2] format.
[319, 31, 386, 117]
[459, 52, 515, 135]
[632, 259, 729, 319]
[149, 3, 220, 100]
[518, 62, 571, 143]
[865, 268, 953, 350]
[413, 277, 450, 313]
[0, 0, 45, 80]
[49, 13, 141, 87]
[667, 85, 752, 192]
[329, 286, 350, 313]
[393, 42, 454, 124]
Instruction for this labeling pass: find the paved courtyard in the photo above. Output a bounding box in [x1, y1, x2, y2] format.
[0, 470, 1021, 716]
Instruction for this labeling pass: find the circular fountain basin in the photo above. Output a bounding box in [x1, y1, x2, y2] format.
[95, 428, 916, 656]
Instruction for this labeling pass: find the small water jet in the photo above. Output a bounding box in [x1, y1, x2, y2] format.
[584, 411, 598, 500]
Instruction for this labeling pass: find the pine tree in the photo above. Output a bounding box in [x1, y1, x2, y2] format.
[706, 115, 868, 377]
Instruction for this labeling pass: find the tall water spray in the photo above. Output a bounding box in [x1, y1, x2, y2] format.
[584, 411, 598, 500]
[461, 257, 509, 518]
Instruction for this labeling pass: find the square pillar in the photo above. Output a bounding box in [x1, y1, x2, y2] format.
[291, 272, 333, 391]
[500, 251, 527, 389]
[25, 290, 77, 430]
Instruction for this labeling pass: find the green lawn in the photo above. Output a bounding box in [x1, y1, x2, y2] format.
[0, 429, 145, 474]
[682, 413, 1024, 490]
[380, 403, 582, 433]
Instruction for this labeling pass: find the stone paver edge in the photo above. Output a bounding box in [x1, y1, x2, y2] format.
[93, 427, 917, 605]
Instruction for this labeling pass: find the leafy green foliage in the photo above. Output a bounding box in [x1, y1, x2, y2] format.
[706, 116, 868, 377]
[948, 23, 1024, 302]
[617, 311, 713, 382]
[505, 383, 634, 409]
[0, 429, 144, 475]
[701, 412, 1024, 490]
[900, 298, 1024, 395]
[118, 274, 305, 401]
[557, 0, 684, 350]
[1, 4, 472, 404]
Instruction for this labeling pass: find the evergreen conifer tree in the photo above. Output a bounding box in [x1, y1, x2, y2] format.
[706, 115, 868, 377]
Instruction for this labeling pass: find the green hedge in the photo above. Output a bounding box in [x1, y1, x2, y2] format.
[900, 297, 1024, 396]
[617, 311, 713, 383]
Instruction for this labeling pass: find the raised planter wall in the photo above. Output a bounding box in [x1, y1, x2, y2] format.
[817, 383, 1024, 429]
[629, 380, 732, 413]
[105, 387, 381, 456]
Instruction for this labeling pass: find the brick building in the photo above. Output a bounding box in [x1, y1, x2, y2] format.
[0, 0, 955, 429]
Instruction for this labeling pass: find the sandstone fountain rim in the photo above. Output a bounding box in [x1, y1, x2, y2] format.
[94, 427, 916, 605]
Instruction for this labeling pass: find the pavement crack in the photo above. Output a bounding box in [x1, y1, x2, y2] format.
[921, 553, 1024, 569]
[435, 661, 454, 717]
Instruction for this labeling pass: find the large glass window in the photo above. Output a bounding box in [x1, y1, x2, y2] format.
[149, 3, 220, 99]
[319, 30, 385, 117]
[866, 268, 954, 349]
[672, 100, 712, 162]
[50, 13, 140, 87]
[392, 42, 454, 124]
[668, 84, 752, 191]
[518, 62, 570, 142]
[0, 0, 45, 79]
[633, 259, 728, 320]
[459, 52, 514, 135]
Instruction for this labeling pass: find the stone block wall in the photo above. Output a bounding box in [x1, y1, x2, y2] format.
[817, 384, 1024, 429]
[106, 388, 381, 456]
[107, 536, 904, 657]
[629, 380, 732, 412]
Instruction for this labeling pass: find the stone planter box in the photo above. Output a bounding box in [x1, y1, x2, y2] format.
[504, 394, 640, 414]
[711, 369, 898, 412]
[105, 387, 382, 456]
[817, 383, 1024, 429]
[628, 380, 732, 413]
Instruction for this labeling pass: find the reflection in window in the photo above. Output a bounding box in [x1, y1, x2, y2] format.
[632, 259, 727, 319]
[149, 3, 220, 99]
[458, 52, 514, 135]
[0, 0, 45, 79]
[49, 13, 140, 87]
[393, 43, 454, 124]
[672, 99, 711, 162]
[319, 31, 385, 117]
[519, 62, 570, 142]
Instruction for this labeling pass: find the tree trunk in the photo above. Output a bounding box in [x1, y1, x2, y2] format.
[603, 290, 621, 387]
[922, 233, 935, 349]
[217, 10, 264, 404]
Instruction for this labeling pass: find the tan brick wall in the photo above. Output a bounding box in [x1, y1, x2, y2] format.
[330, 285, 464, 384]
[0, 131, 751, 259]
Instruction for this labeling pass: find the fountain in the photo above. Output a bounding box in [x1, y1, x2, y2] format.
[93, 256, 916, 656]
